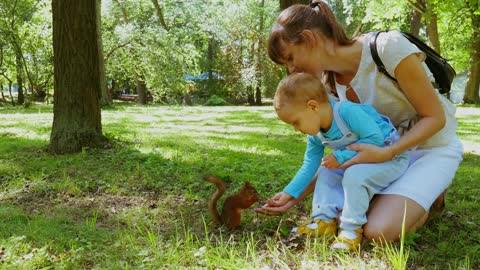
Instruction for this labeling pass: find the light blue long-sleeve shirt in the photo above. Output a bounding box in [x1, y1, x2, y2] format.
[284, 101, 397, 199]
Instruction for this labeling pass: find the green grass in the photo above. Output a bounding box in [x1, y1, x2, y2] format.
[0, 102, 478, 269]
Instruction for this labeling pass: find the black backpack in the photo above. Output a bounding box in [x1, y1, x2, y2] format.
[369, 31, 456, 95]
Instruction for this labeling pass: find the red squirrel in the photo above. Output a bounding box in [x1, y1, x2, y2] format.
[204, 176, 260, 229]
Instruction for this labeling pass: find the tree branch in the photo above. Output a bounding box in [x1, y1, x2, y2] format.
[150, 0, 169, 31]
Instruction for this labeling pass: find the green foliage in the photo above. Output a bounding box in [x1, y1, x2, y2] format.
[204, 95, 229, 106]
[0, 0, 476, 104]
[336, 0, 473, 74]
[0, 0, 52, 100]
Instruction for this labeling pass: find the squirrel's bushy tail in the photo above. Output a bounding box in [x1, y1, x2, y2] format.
[204, 176, 226, 225]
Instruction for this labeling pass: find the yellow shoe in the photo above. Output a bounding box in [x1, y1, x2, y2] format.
[294, 219, 337, 238]
[331, 228, 363, 251]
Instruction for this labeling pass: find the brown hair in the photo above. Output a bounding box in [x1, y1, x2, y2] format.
[268, 1, 353, 92]
[274, 73, 329, 112]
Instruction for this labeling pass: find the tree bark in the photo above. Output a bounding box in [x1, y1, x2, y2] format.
[136, 75, 147, 105]
[8, 82, 15, 106]
[49, 0, 105, 154]
[425, 0, 440, 54]
[247, 42, 255, 106]
[97, 0, 110, 106]
[247, 86, 255, 106]
[279, 0, 309, 10]
[463, 1, 480, 104]
[15, 52, 24, 105]
[151, 0, 169, 31]
[409, 7, 422, 37]
[255, 0, 265, 106]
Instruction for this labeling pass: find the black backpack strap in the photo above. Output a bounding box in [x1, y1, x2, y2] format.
[369, 31, 397, 82]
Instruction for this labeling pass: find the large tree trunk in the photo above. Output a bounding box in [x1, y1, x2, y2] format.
[463, 2, 480, 104]
[279, 0, 309, 10]
[49, 0, 105, 154]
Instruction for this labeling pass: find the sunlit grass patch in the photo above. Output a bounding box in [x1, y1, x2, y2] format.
[0, 102, 478, 269]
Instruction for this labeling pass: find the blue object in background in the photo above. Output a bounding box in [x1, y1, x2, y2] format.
[183, 72, 224, 82]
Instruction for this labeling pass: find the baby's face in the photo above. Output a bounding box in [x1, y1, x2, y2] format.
[276, 103, 321, 136]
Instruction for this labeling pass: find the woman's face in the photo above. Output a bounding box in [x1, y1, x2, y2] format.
[280, 39, 325, 77]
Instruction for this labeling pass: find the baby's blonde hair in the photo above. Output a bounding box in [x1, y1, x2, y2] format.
[274, 73, 329, 112]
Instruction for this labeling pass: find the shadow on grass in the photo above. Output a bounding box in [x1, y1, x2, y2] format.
[0, 112, 298, 263]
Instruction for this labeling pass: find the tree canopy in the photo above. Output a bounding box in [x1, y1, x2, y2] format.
[0, 0, 478, 106]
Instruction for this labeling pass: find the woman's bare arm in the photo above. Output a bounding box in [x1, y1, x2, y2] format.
[340, 54, 445, 168]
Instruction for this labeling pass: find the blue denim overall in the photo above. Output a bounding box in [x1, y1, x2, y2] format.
[312, 102, 409, 231]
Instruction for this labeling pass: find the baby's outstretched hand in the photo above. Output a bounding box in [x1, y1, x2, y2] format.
[255, 191, 294, 216]
[321, 153, 340, 170]
[267, 191, 292, 207]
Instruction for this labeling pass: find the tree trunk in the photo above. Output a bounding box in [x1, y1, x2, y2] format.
[97, 0, 110, 106]
[463, 2, 480, 104]
[425, 0, 440, 54]
[207, 39, 215, 96]
[8, 82, 15, 106]
[15, 53, 24, 105]
[409, 7, 422, 37]
[49, 0, 105, 154]
[247, 86, 255, 106]
[248, 42, 255, 106]
[279, 0, 309, 10]
[255, 84, 262, 105]
[136, 75, 147, 105]
[255, 0, 265, 106]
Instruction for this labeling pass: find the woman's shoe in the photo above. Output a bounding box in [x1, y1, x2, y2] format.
[431, 190, 447, 212]
[293, 219, 337, 238]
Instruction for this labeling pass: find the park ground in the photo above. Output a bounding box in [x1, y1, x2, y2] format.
[0, 102, 478, 269]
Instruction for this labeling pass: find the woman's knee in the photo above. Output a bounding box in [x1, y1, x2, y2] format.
[363, 194, 427, 242]
[363, 219, 400, 242]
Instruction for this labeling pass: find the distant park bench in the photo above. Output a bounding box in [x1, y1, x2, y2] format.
[116, 94, 138, 101]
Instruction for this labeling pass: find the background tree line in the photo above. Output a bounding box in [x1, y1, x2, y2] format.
[1, 0, 479, 107]
[0, 0, 478, 153]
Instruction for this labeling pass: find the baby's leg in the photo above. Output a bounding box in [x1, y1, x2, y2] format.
[340, 153, 409, 231]
[332, 154, 409, 250]
[311, 167, 345, 221]
[294, 167, 344, 237]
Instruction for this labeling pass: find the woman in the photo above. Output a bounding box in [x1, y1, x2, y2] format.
[255, 1, 463, 242]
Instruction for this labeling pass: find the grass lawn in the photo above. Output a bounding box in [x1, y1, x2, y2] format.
[0, 101, 478, 269]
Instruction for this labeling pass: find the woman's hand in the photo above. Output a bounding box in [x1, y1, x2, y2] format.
[338, 143, 393, 169]
[254, 192, 296, 216]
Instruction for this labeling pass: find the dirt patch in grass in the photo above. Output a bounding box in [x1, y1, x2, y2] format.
[1, 187, 205, 232]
